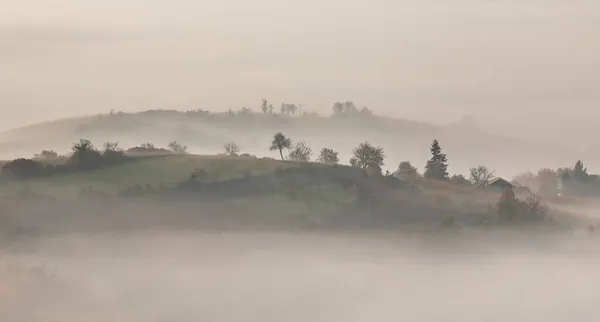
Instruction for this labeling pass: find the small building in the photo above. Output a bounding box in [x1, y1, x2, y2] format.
[486, 177, 533, 200]
[487, 177, 515, 191]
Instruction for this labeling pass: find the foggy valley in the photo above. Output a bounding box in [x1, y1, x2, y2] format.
[2, 0, 600, 321]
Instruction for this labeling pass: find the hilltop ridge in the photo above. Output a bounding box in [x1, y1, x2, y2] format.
[0, 108, 588, 176]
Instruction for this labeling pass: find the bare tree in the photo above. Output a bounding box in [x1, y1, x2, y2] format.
[352, 142, 385, 169]
[288, 141, 312, 161]
[260, 98, 269, 114]
[168, 141, 188, 154]
[269, 132, 292, 160]
[316, 148, 339, 164]
[469, 165, 496, 188]
[224, 142, 241, 156]
[103, 142, 120, 152]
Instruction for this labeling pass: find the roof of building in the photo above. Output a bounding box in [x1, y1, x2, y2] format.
[487, 177, 515, 187]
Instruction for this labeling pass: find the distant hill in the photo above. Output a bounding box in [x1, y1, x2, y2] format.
[0, 109, 591, 177]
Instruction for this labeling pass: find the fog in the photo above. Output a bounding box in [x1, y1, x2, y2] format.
[2, 0, 600, 148]
[3, 231, 600, 321]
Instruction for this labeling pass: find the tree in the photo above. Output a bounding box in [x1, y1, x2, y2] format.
[352, 142, 385, 169]
[395, 161, 418, 179]
[260, 98, 270, 114]
[469, 165, 495, 188]
[33, 150, 58, 162]
[103, 142, 120, 153]
[140, 143, 155, 150]
[349, 157, 358, 168]
[332, 101, 358, 116]
[224, 142, 241, 156]
[168, 141, 188, 154]
[316, 148, 339, 164]
[269, 132, 292, 160]
[1, 158, 45, 179]
[572, 160, 588, 182]
[424, 139, 449, 180]
[288, 141, 312, 161]
[102, 141, 125, 163]
[560, 161, 591, 196]
[280, 103, 298, 115]
[70, 139, 102, 169]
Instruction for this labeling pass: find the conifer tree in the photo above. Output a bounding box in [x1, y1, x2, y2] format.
[424, 139, 449, 180]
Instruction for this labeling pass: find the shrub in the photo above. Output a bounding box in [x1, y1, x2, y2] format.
[497, 187, 547, 223]
[1, 158, 46, 179]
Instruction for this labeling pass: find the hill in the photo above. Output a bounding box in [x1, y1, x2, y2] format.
[0, 154, 588, 239]
[0, 109, 590, 177]
[0, 154, 294, 198]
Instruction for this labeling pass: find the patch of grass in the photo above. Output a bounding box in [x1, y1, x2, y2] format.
[0, 155, 298, 198]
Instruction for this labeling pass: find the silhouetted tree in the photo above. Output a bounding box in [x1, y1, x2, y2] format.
[33, 150, 58, 162]
[168, 141, 188, 154]
[1, 158, 45, 179]
[469, 165, 495, 188]
[280, 103, 299, 115]
[102, 141, 126, 163]
[395, 161, 418, 179]
[424, 139, 449, 180]
[560, 161, 592, 196]
[70, 139, 102, 169]
[288, 141, 312, 161]
[140, 143, 155, 149]
[316, 148, 339, 164]
[352, 142, 385, 169]
[224, 142, 241, 156]
[261, 98, 275, 114]
[270, 132, 292, 160]
[572, 160, 588, 182]
[103, 142, 120, 152]
[332, 101, 358, 116]
[261, 98, 269, 114]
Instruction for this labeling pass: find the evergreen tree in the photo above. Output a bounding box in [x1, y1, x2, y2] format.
[573, 160, 588, 182]
[424, 139, 449, 180]
[395, 161, 419, 179]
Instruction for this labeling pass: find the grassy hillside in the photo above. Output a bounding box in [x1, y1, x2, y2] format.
[0, 154, 297, 198]
[0, 109, 588, 176]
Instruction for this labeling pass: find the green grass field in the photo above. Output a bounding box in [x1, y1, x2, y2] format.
[0, 155, 298, 198]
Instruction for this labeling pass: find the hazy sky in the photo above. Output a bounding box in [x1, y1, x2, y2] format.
[1, 0, 599, 141]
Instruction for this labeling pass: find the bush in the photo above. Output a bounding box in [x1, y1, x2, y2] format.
[126, 144, 172, 156]
[497, 187, 547, 223]
[1, 159, 46, 179]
